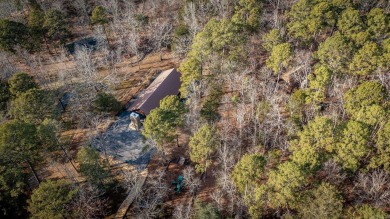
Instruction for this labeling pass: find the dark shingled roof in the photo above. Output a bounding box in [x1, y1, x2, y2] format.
[130, 68, 181, 115]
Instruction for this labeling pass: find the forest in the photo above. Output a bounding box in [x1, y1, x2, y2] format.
[0, 0, 389, 218]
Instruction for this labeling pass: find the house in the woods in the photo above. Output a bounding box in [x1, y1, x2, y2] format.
[129, 68, 181, 129]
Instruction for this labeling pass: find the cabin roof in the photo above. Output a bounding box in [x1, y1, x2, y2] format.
[130, 68, 181, 115]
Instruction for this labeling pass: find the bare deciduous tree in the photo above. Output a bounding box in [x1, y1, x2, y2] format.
[353, 170, 390, 208]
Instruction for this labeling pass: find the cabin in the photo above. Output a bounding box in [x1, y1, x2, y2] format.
[130, 68, 181, 117]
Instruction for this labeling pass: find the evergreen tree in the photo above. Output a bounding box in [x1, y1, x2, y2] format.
[297, 183, 343, 219]
[337, 7, 367, 45]
[306, 65, 332, 105]
[28, 180, 77, 219]
[344, 81, 386, 118]
[9, 89, 56, 124]
[231, 153, 266, 194]
[349, 42, 383, 76]
[0, 19, 29, 52]
[92, 92, 121, 113]
[288, 89, 307, 125]
[143, 95, 185, 147]
[0, 120, 41, 183]
[290, 116, 335, 170]
[28, 7, 45, 49]
[8, 72, 38, 97]
[347, 204, 388, 219]
[266, 42, 292, 75]
[370, 120, 390, 172]
[267, 161, 307, 208]
[77, 146, 108, 186]
[0, 81, 10, 111]
[193, 200, 221, 219]
[189, 124, 218, 173]
[367, 8, 389, 39]
[316, 31, 354, 74]
[232, 0, 262, 31]
[261, 29, 282, 52]
[0, 164, 27, 218]
[43, 9, 69, 43]
[334, 120, 370, 171]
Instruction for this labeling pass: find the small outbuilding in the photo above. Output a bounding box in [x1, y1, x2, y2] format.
[130, 68, 181, 116]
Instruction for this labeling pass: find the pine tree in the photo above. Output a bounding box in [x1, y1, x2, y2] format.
[334, 120, 370, 171]
[77, 146, 109, 187]
[28, 180, 78, 219]
[231, 153, 266, 194]
[8, 72, 38, 97]
[9, 89, 56, 124]
[290, 116, 335, 170]
[261, 29, 282, 52]
[189, 124, 218, 173]
[297, 183, 343, 219]
[316, 31, 354, 74]
[266, 43, 292, 75]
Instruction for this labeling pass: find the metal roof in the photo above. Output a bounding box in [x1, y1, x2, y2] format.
[130, 68, 181, 115]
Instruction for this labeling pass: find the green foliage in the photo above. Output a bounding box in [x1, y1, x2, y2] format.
[9, 89, 56, 124]
[91, 6, 108, 26]
[354, 104, 386, 126]
[337, 7, 366, 44]
[367, 8, 389, 39]
[316, 31, 354, 74]
[290, 116, 335, 170]
[231, 153, 266, 194]
[28, 8, 45, 49]
[349, 42, 383, 76]
[43, 9, 69, 43]
[0, 164, 27, 217]
[370, 120, 390, 172]
[0, 120, 40, 164]
[306, 65, 332, 105]
[142, 95, 185, 147]
[287, 0, 342, 43]
[200, 85, 221, 121]
[232, 0, 262, 31]
[0, 19, 29, 52]
[37, 119, 60, 152]
[189, 124, 218, 173]
[245, 184, 267, 218]
[347, 204, 388, 219]
[77, 146, 109, 186]
[261, 29, 282, 52]
[92, 92, 121, 113]
[344, 81, 386, 118]
[266, 42, 292, 74]
[267, 161, 307, 208]
[159, 95, 186, 126]
[297, 183, 343, 219]
[334, 120, 370, 171]
[28, 180, 77, 219]
[8, 72, 38, 96]
[0, 81, 10, 111]
[193, 200, 221, 219]
[179, 18, 245, 96]
[288, 89, 307, 124]
[174, 24, 189, 37]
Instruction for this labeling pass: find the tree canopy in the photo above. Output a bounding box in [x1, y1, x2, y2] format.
[8, 72, 38, 97]
[28, 180, 77, 219]
[189, 124, 218, 173]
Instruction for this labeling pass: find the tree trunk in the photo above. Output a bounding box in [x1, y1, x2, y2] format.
[60, 145, 78, 173]
[26, 159, 40, 185]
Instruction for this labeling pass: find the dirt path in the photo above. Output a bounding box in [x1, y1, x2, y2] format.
[114, 168, 149, 219]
